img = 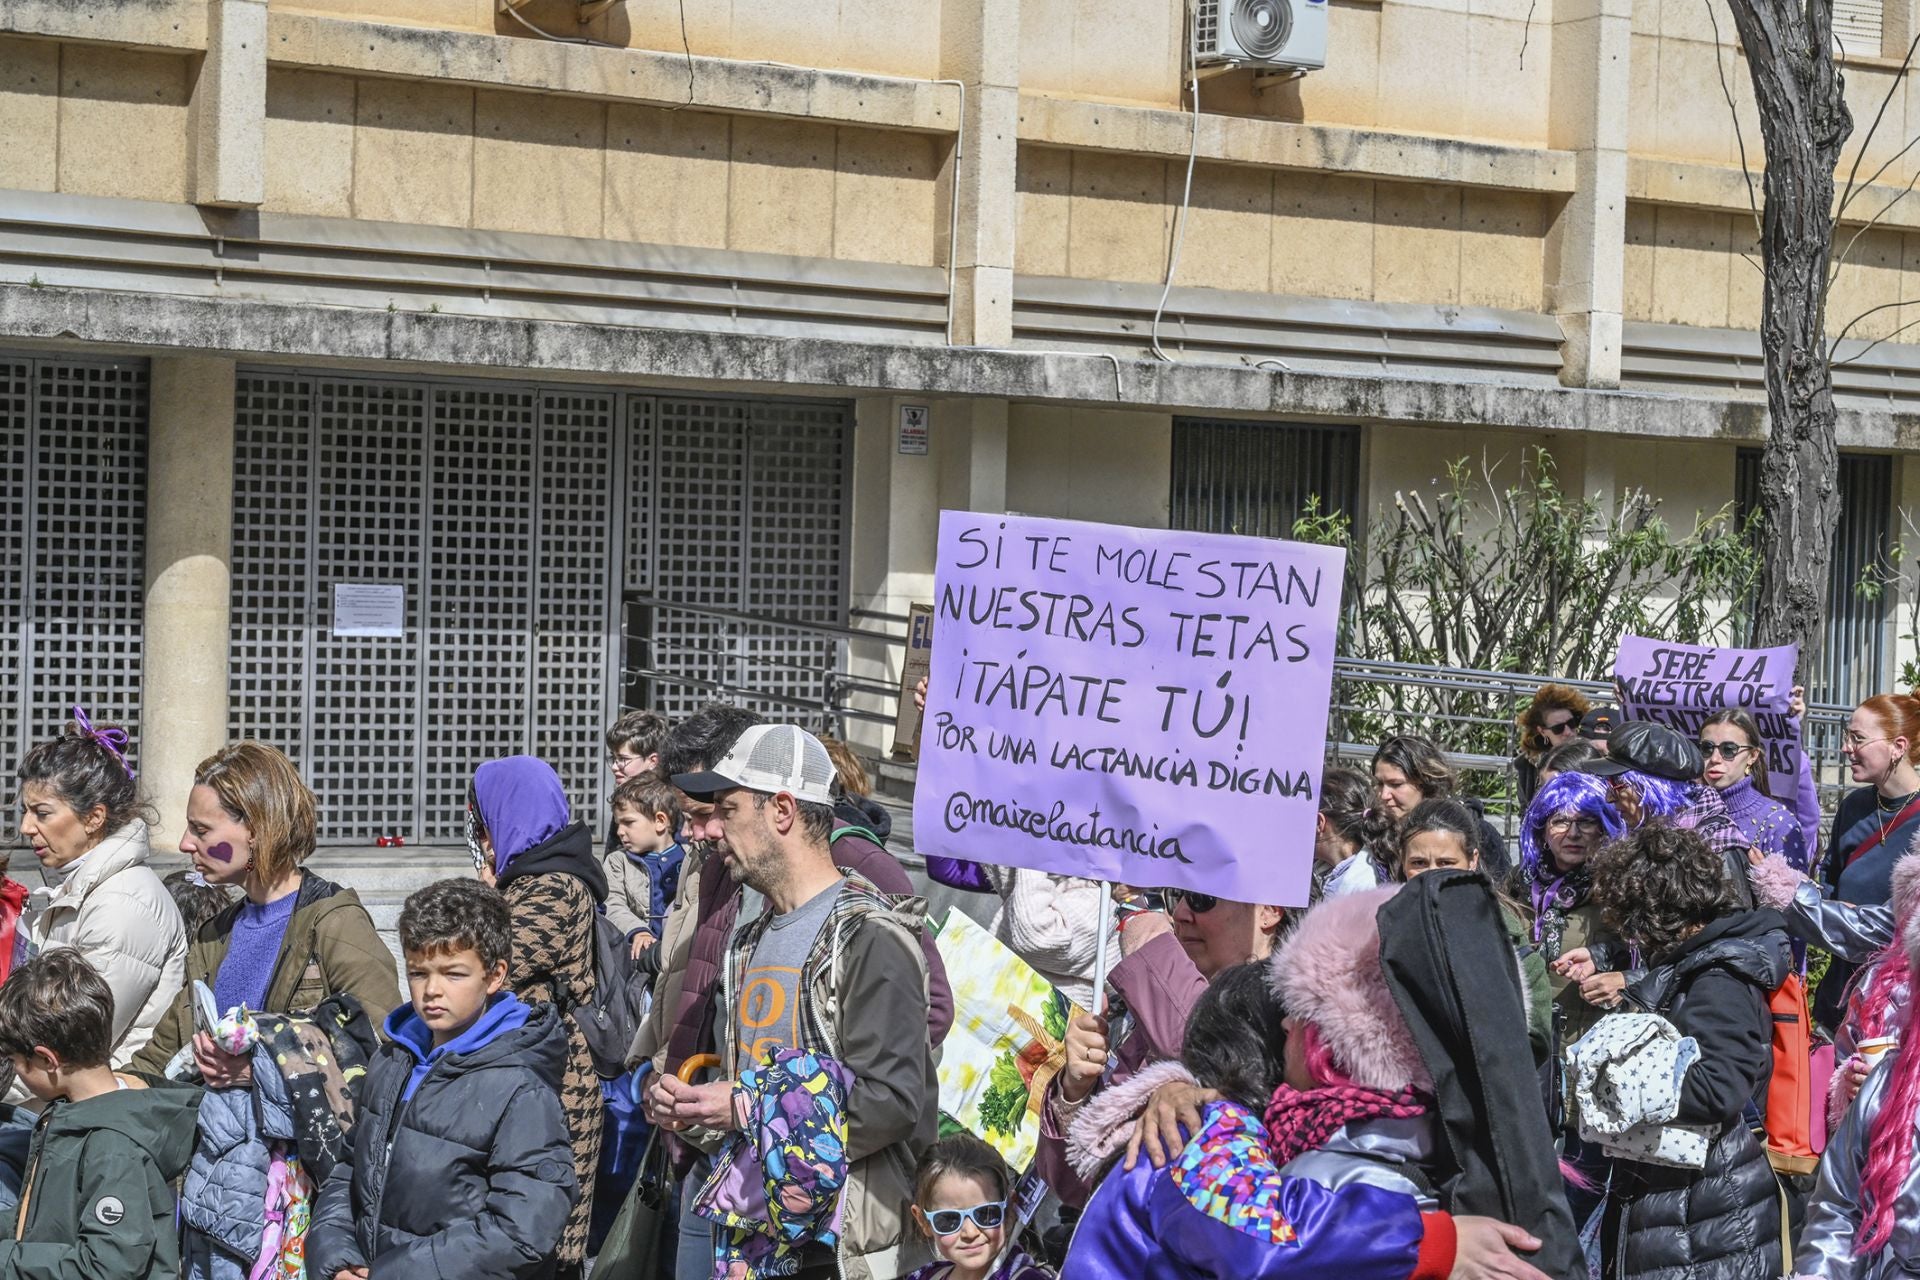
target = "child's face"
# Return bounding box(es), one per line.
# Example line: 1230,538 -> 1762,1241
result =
11,1048 -> 63,1102
405,945 -> 508,1048
614,804 -> 670,855
913,1171 -> 1005,1272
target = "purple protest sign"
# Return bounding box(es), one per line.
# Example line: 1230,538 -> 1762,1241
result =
912,511 -> 1346,907
1613,634 -> 1802,794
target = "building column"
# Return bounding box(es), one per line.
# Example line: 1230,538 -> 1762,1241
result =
143,357 -> 237,851
937,397 -> 1009,514
942,0 -> 1020,347
1544,0 -> 1631,388
191,0 -> 268,208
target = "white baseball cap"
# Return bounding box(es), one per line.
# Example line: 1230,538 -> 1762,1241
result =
671,723 -> 838,806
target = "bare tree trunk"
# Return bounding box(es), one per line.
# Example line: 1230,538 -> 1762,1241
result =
1721,0 -> 1851,671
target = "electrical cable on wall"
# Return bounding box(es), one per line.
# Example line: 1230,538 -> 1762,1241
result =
1149,13 -> 1203,363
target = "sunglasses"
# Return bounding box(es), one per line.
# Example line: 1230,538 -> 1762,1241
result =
1165,888 -> 1220,915
1542,717 -> 1578,735
926,1201 -> 1006,1236
1698,741 -> 1754,761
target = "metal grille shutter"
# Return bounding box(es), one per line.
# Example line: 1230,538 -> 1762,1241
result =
648,399 -> 750,718
744,403 -> 848,712
421,386 -> 538,842
310,381 -> 428,842
1170,418 -> 1362,538
232,372 -> 627,843
0,358 -> 29,788
1,359 -> 148,789
1834,0 -> 1883,55
229,375 -> 316,770
530,390 -> 619,827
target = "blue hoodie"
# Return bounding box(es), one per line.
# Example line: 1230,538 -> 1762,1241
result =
385,992 -> 534,1102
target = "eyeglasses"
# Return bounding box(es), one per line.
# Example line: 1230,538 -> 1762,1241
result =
607,753 -> 644,770
1843,732 -> 1888,751
1164,888 -> 1220,915
1546,816 -> 1604,835
926,1201 -> 1006,1236
1697,741 -> 1754,761
1542,717 -> 1578,735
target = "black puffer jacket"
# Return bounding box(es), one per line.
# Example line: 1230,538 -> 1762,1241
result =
1604,910 -> 1789,1280
308,998 -> 578,1280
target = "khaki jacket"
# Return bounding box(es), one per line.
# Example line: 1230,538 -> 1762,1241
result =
131,870 -> 401,1077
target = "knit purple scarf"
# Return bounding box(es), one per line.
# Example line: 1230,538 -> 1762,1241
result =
1263,1082 -> 1428,1167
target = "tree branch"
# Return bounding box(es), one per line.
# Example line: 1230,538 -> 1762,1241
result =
1829,163 -> 1920,292
1828,295 -> 1920,356
1831,312 -> 1920,368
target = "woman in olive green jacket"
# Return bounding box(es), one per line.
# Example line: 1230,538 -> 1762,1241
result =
1516,771 -> 1628,1055
130,743 -> 399,1080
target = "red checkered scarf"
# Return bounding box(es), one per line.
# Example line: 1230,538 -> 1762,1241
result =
1263,1082 -> 1429,1167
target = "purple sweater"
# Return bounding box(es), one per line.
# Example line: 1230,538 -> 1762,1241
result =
1717,776 -> 1810,872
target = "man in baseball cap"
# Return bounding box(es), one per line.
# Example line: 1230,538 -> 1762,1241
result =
1580,705 -> 1619,755
656,723 -> 938,1276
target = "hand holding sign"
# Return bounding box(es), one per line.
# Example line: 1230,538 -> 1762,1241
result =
912,512 -> 1345,907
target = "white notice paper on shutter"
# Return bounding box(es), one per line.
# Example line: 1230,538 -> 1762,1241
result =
331,583 -> 406,638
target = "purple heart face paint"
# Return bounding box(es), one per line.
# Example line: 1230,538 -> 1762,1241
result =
205,841 -> 236,864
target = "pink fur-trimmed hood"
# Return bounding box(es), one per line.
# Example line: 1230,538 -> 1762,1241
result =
1268,887 -> 1431,1094
1064,1058 -> 1199,1180
1898,853 -> 1920,969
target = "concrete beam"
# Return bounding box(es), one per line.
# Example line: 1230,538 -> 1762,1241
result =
6,280 -> 1920,449
1016,94 -> 1579,194
268,12 -> 963,135
191,0 -> 267,209
0,0 -> 206,50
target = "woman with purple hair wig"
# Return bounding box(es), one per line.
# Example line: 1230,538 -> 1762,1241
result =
1519,773 -> 1625,1051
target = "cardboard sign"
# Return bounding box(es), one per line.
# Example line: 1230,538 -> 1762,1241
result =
912,512 -> 1345,905
891,603 -> 935,760
1614,634 -> 1802,793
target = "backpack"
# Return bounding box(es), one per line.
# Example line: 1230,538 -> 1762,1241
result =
1763,972 -> 1818,1174
568,913 -> 651,1080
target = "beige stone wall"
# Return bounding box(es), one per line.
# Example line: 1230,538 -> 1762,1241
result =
1017,146 -> 1547,309
261,69 -> 943,263
1624,200 -> 1920,340
1005,404 -> 1174,524
0,39 -> 194,203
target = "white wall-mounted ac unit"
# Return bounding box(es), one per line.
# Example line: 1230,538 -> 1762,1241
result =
1193,0 -> 1329,73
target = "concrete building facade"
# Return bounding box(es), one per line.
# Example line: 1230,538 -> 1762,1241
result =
3,0 -> 1920,846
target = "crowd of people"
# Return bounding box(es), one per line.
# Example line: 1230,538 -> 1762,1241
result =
0,672 -> 1918,1280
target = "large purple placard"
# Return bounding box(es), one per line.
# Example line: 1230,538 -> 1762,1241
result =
913,511 -> 1346,906
1613,634 -> 1801,794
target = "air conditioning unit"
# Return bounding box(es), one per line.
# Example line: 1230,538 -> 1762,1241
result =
1193,0 -> 1329,73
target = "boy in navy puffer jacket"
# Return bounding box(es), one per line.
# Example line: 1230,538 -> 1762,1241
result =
308,879 -> 576,1280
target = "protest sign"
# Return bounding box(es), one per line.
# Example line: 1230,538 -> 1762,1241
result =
890,603 -> 935,761
932,908 -> 1079,1170
912,511 -> 1345,906
1614,634 -> 1802,794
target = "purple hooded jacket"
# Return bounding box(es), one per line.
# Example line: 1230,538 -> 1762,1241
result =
1064,1099 -> 1456,1280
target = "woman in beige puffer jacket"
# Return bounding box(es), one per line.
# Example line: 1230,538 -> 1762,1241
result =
16,717 -> 187,1068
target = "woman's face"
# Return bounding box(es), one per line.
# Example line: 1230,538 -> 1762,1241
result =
17,782 -> 104,871
1170,891 -> 1283,979
1844,707 -> 1910,787
1699,723 -> 1759,789
179,784 -> 255,887
1544,812 -> 1603,873
1534,706 -> 1581,753
1373,762 -> 1423,821
1401,829 -> 1476,878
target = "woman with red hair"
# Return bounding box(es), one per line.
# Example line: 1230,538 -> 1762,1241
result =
1511,684 -> 1592,809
